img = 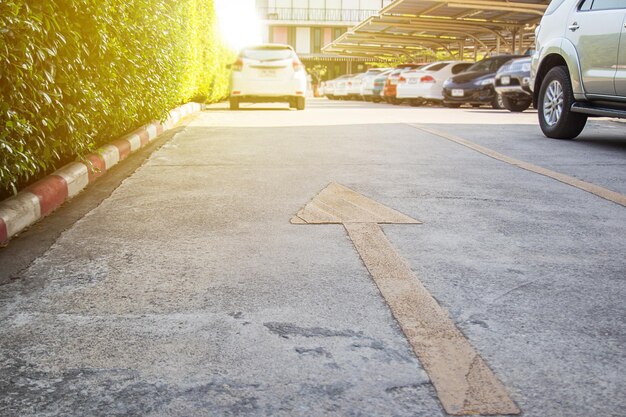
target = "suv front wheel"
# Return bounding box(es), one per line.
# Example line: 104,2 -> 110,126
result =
538,66 -> 587,139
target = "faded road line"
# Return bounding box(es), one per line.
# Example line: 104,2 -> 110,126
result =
411,124 -> 626,208
292,183 -> 520,415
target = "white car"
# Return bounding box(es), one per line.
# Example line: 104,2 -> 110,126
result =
323,75 -> 349,100
346,73 -> 366,100
229,44 -> 307,110
396,61 -> 473,106
333,75 -> 354,99
360,68 -> 392,101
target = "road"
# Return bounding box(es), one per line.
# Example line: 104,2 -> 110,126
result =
1,98 -> 625,416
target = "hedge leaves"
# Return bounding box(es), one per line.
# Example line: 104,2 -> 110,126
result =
0,0 -> 233,196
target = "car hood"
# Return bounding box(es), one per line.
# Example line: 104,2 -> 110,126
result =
448,71 -> 494,84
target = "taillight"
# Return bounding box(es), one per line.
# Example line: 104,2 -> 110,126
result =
232,58 -> 243,72
420,75 -> 435,83
293,60 -> 304,71
398,76 -> 406,83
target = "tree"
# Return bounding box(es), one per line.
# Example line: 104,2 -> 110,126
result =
306,64 -> 327,97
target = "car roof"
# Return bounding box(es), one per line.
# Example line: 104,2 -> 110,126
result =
482,54 -> 526,61
243,43 -> 293,50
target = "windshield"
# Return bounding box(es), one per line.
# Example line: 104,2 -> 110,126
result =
509,58 -> 531,71
422,62 -> 449,72
467,57 -> 518,73
466,59 -> 494,72
240,47 -> 294,61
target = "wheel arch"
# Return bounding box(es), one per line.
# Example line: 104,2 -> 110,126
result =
533,40 -> 583,108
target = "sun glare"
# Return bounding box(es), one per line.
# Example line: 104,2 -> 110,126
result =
214,0 -> 263,50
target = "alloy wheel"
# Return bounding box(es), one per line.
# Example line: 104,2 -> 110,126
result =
543,80 -> 564,126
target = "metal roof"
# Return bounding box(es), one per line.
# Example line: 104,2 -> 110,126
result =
323,0 -> 548,60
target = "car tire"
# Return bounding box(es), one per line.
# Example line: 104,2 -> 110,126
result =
409,99 -> 423,107
296,97 -> 305,111
491,94 -> 505,109
443,102 -> 461,108
372,97 -> 381,103
502,95 -> 531,112
538,66 -> 587,139
229,98 -> 239,110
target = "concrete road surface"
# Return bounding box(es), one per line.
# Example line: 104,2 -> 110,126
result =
1,99 -> 625,416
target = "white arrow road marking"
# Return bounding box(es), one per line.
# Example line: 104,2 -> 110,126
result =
292,182 -> 520,416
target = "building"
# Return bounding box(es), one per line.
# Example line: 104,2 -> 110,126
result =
255,0 -> 393,79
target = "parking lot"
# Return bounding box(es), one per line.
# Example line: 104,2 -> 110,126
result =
1,97 -> 624,416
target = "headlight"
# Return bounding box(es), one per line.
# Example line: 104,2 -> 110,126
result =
522,63 -> 531,72
478,78 -> 495,86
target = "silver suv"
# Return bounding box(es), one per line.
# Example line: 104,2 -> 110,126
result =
531,0 -> 626,139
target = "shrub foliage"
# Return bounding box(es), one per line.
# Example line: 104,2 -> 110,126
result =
0,0 -> 233,195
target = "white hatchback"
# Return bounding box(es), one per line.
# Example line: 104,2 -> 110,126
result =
229,44 -> 307,110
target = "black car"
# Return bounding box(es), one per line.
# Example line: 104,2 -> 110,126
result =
442,55 -> 526,109
494,57 -> 533,112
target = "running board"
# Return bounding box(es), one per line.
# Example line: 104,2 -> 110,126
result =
571,102 -> 626,118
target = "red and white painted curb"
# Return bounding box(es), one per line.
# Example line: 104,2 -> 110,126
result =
0,102 -> 204,245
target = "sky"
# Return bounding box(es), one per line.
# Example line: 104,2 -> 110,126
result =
214,0 -> 263,50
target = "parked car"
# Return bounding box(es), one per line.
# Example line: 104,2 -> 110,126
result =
229,44 -> 307,110
396,61 -> 473,106
323,75 -> 349,100
531,0 -> 626,139
333,74 -> 353,99
442,55 -> 526,108
346,73 -> 366,100
372,71 -> 393,102
495,57 -> 533,112
360,68 -> 392,101
384,64 -> 427,104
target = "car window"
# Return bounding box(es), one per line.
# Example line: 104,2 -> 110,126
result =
509,58 -> 531,71
587,0 -> 626,9
240,47 -> 294,61
424,63 -> 448,72
451,63 -> 472,74
466,59 -> 493,72
494,57 -> 515,69
545,0 -> 568,14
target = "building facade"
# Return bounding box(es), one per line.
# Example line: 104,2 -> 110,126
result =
255,0 -> 393,79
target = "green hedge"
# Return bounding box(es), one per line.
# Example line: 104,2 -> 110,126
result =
0,0 -> 233,196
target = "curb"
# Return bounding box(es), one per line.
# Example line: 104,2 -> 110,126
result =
0,102 -> 204,245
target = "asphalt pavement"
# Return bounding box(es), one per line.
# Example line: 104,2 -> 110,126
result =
0,98 -> 624,416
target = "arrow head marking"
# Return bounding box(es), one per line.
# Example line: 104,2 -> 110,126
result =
291,182 -> 421,225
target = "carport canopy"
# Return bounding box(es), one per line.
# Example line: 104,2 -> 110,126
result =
322,0 -> 549,61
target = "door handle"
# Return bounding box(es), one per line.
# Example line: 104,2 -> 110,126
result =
569,22 -> 580,31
